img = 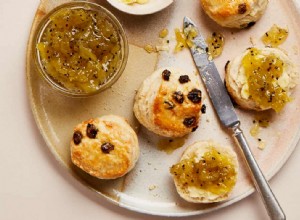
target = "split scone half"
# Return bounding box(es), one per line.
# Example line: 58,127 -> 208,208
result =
133,67 -> 203,138
70,115 -> 139,179
200,0 -> 269,28
225,47 -> 298,112
170,141 -> 238,203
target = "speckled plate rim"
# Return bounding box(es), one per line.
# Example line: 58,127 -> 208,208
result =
26,0 -> 300,217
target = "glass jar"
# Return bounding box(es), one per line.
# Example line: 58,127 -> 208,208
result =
33,1 -> 128,97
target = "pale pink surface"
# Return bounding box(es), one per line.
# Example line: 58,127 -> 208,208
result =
1,0 -> 300,219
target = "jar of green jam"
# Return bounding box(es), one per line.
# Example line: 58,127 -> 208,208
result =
33,1 -> 128,97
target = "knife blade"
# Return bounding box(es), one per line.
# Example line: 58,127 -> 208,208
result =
183,16 -> 285,220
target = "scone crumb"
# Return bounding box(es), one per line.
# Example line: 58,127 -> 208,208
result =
144,44 -> 156,53
148,185 -> 157,191
249,37 -> 256,46
159,28 -> 169,38
293,45 -> 299,55
250,122 -> 260,137
258,140 -> 266,150
156,44 -> 170,52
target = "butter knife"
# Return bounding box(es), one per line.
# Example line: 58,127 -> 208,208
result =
183,17 -> 285,220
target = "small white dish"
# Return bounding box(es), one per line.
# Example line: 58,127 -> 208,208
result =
107,0 -> 173,15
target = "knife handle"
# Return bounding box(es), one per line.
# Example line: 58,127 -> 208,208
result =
231,122 -> 286,220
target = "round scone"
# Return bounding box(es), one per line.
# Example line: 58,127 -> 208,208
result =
225,47 -> 298,112
200,0 -> 269,28
70,115 -> 139,179
133,67 -> 203,138
170,141 -> 238,203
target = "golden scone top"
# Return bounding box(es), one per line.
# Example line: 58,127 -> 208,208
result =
70,116 -> 139,179
153,69 -> 202,136
201,0 -> 251,18
200,0 -> 269,28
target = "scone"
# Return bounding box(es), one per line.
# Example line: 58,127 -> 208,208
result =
70,115 -> 139,179
225,47 -> 298,112
133,67 -> 203,138
200,0 -> 269,28
170,141 -> 238,203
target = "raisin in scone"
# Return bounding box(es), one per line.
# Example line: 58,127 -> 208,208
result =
225,47 -> 298,112
133,67 -> 203,138
170,141 -> 238,203
70,115 -> 139,179
200,0 -> 269,28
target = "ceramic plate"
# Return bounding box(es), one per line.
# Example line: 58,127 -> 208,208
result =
26,0 -> 300,216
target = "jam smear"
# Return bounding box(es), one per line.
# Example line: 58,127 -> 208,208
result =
174,26 -> 198,52
262,25 -> 288,47
206,32 -> 225,59
242,48 -> 290,112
